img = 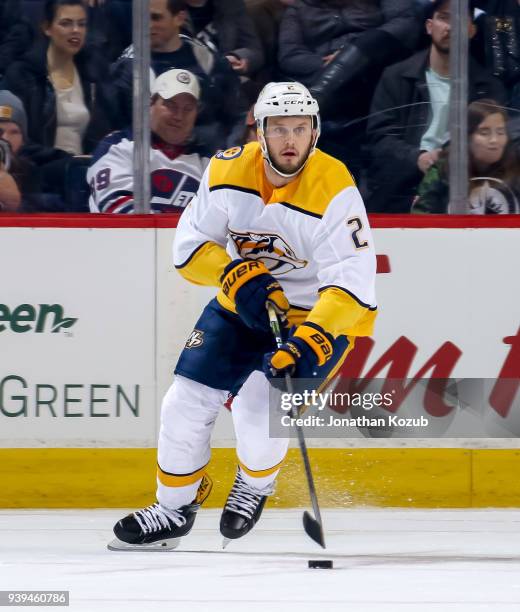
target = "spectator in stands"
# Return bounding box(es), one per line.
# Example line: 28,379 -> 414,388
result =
236,79 -> 262,144
244,0 -> 289,81
278,0 -> 419,113
88,69 -> 209,214
2,0 -> 115,208
366,0 -> 507,213
413,99 -> 520,214
86,0 -> 133,62
472,1 -> 520,109
277,0 -> 420,170
0,0 -> 34,78
104,0 -> 133,60
111,0 -> 246,153
3,0 -> 113,157
182,0 -> 264,78
0,91 -> 42,212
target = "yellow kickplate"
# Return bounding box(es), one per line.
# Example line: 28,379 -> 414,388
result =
0,447 -> 519,508
471,449 -> 520,507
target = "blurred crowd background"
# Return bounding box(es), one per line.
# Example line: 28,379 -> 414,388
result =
0,0 -> 519,215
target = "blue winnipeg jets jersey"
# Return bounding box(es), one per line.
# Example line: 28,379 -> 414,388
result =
174,142 -> 377,338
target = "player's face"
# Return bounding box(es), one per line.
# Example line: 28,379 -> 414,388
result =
470,112 -> 508,169
44,4 -> 87,57
150,93 -> 198,145
150,0 -> 185,51
264,116 -> 314,176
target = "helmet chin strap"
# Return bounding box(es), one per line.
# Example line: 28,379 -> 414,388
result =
266,155 -> 308,179
259,132 -> 316,180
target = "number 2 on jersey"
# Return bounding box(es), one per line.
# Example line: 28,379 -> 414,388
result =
347,217 -> 369,250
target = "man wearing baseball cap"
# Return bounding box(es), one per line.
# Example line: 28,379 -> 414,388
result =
88,68 -> 210,214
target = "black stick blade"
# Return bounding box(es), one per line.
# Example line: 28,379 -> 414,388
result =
303,511 -> 326,548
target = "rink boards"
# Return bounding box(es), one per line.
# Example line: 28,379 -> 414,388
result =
2,447 -> 520,508
0,215 -> 519,508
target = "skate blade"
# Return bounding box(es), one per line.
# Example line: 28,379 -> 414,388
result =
107,537 -> 180,552
222,537 -> 231,549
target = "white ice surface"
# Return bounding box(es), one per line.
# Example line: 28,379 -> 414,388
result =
1,509 -> 520,612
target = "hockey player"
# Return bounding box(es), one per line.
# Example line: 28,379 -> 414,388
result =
88,68 -> 209,213
109,81 -> 377,550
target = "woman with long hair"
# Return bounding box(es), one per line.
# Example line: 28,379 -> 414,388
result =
3,0 -> 112,157
413,99 -> 520,214
2,0 -> 115,209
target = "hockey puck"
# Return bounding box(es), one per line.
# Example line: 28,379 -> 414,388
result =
308,560 -> 333,569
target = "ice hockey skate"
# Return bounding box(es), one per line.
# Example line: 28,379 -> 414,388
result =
220,469 -> 274,548
108,474 -> 212,551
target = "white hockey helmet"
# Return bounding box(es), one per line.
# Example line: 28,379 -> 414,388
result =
254,81 -> 320,178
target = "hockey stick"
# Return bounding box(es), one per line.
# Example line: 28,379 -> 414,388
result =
266,303 -> 326,549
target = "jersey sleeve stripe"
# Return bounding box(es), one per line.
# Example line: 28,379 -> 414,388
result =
174,241 -> 211,269
318,284 -> 377,311
98,189 -> 134,212
112,202 -> 134,214
104,195 -> 133,213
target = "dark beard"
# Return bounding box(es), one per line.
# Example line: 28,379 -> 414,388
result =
268,141 -> 314,176
432,39 -> 450,56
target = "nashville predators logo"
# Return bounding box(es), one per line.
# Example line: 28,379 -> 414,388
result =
215,146 -> 244,160
185,329 -> 204,349
230,230 -> 308,275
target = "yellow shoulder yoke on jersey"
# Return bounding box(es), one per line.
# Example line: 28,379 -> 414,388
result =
208,142 -> 357,219
286,148 -> 357,218
209,142 -> 261,193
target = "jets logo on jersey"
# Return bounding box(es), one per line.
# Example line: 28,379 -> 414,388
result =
216,146 -> 244,161
229,230 -> 308,275
185,329 -> 204,349
151,169 -> 200,210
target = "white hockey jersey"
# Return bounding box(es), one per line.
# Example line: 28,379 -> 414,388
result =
87,130 -> 209,213
174,142 -> 377,338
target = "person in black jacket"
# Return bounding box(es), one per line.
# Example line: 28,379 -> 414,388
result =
182,0 -> 264,78
366,0 -> 507,213
0,0 -> 35,79
472,0 -> 520,108
278,0 -> 420,115
244,0 -> 289,82
2,0 -> 115,207
3,0 -> 113,156
277,0 -> 420,170
111,0 -> 246,153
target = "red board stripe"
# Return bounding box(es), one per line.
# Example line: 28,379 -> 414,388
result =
0,213 -> 519,229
